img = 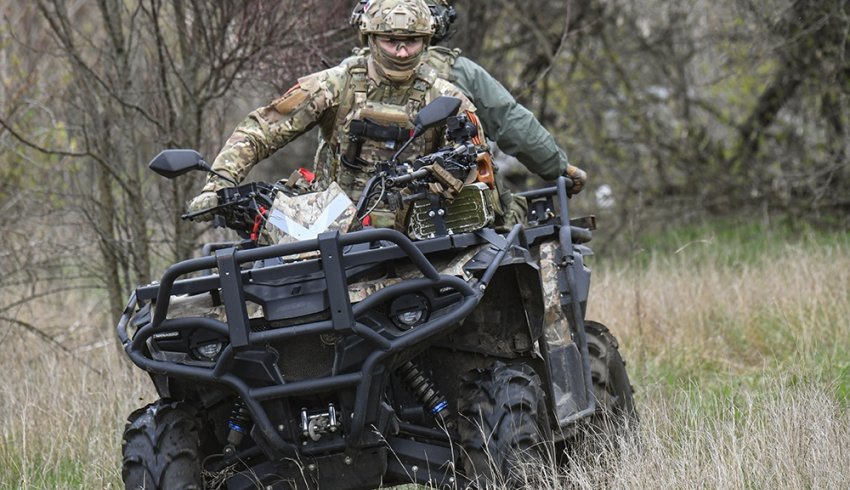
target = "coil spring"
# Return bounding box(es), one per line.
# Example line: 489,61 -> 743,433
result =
228,400 -> 251,435
398,361 -> 449,418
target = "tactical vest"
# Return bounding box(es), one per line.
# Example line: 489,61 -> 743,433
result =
328,56 -> 441,203
309,52 -> 516,230
312,48 -> 460,194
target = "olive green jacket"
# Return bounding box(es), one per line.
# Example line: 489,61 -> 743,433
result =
426,47 -> 569,181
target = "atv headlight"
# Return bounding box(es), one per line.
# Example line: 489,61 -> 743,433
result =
397,309 -> 425,326
390,294 -> 430,329
193,341 -> 223,360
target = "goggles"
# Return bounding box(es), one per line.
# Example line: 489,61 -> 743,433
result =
375,36 -> 426,53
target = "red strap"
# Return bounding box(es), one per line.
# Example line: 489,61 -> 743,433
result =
298,167 -> 315,183
251,206 -> 268,242
362,215 -> 372,227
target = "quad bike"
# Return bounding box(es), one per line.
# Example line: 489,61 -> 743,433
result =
117,97 -> 635,489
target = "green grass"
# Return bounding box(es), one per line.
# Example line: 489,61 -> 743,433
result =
0,455 -> 90,489
627,217 -> 850,268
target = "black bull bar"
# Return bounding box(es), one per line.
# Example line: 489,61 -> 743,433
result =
117,226 -> 526,458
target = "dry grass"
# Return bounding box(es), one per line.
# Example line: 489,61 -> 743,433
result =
1,225 -> 848,488
591,229 -> 850,390
579,227 -> 850,489
537,383 -> 850,489
0,294 -> 157,488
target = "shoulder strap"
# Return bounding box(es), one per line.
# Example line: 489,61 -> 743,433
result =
425,46 -> 461,81
331,56 -> 371,179
409,63 -> 438,112
335,56 -> 370,131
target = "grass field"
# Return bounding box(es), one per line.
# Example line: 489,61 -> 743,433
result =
1,222 -> 848,488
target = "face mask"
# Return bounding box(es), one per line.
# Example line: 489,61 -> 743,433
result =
369,36 -> 425,83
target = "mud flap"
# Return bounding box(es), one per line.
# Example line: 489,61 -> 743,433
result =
537,238 -> 595,427
542,342 -> 588,425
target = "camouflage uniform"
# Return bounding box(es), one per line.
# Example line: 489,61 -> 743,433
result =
322,45 -> 573,226
202,61 -> 477,197
348,1 -> 570,180
200,0 -> 485,228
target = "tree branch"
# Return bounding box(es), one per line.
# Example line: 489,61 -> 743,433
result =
0,315 -> 105,376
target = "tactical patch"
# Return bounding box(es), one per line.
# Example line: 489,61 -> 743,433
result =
297,71 -> 324,94
273,85 -> 309,114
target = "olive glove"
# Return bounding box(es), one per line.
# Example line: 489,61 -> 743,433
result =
565,164 -> 587,194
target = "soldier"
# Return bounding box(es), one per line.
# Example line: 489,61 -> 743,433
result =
188,0 -> 488,228
352,1 -> 582,351
349,0 -> 587,193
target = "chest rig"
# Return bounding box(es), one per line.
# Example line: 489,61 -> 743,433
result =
331,57 -> 439,201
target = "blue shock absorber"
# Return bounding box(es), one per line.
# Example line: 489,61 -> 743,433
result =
226,400 -> 251,448
397,361 -> 451,420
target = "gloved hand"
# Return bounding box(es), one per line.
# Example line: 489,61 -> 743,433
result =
186,190 -> 219,222
565,164 -> 587,194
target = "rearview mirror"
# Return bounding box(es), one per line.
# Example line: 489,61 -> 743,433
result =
391,96 -> 463,163
413,96 -> 462,135
149,149 -> 209,179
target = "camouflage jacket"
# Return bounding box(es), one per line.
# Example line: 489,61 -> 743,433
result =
203,56 -> 479,202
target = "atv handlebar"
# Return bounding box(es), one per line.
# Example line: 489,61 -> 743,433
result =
183,182 -> 278,238
384,167 -> 431,187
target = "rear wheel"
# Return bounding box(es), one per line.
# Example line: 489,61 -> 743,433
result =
122,399 -> 204,490
562,321 -> 636,464
585,321 -> 636,429
457,361 -> 552,488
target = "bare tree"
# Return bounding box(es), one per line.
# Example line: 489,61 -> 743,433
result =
1,0 -> 847,334
1,0 -> 350,325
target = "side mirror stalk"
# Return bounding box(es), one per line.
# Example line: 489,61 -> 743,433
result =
148,149 -> 238,186
391,96 -> 462,163
391,126 -> 422,164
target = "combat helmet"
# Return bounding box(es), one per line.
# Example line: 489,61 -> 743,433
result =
357,0 -> 435,43
351,0 -> 456,45
426,0 -> 457,44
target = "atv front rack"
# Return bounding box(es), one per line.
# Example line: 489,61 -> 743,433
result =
116,227 -> 528,458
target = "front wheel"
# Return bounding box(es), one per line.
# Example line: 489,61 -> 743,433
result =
457,362 -> 552,488
122,399 -> 204,490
